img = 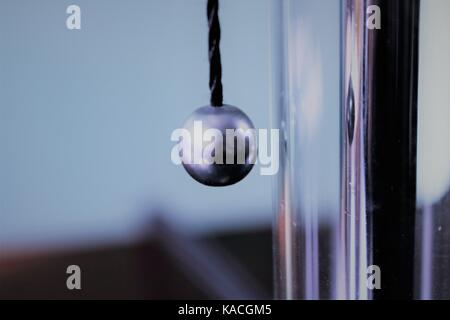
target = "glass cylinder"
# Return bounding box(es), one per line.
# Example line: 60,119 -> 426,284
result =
270,0 -> 342,300
272,0 -> 450,300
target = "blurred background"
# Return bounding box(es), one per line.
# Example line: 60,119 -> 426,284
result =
0,0 -> 274,299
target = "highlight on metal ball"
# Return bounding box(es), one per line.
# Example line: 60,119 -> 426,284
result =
180,105 -> 258,187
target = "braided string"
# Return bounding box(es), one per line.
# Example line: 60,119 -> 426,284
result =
207,0 -> 223,107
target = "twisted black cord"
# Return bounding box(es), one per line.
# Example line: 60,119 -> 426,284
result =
207,0 -> 223,107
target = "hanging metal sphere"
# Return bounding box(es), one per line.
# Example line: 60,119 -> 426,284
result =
180,105 -> 257,187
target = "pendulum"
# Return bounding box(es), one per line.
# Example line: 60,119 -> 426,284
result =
180,0 -> 257,187
179,0 -> 257,187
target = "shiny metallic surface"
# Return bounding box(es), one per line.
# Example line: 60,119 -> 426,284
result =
342,0 -> 421,300
181,105 -> 257,187
342,0 -> 369,300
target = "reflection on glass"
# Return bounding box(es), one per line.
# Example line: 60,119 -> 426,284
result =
272,0 -> 450,300
271,0 -> 341,300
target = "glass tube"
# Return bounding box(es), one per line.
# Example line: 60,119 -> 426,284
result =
344,0 -> 420,300
270,0 -> 342,300
342,0 -> 450,300
272,0 -> 450,300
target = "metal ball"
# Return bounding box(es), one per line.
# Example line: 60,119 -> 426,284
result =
180,105 -> 257,187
